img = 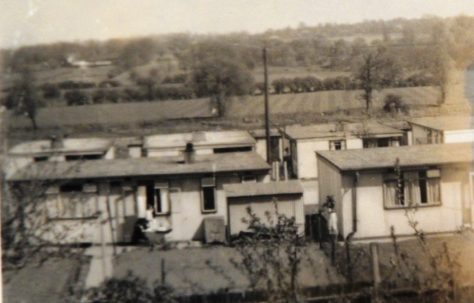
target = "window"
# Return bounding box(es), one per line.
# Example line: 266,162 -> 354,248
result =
47,183 -> 97,219
65,154 -> 103,161
34,156 -> 49,162
213,146 -> 252,153
363,138 -> 392,148
242,175 -> 257,183
145,182 -> 170,215
383,169 -> 441,208
201,177 -> 216,213
329,140 -> 346,151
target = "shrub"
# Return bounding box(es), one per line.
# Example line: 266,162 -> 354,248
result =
383,94 -> 408,114
85,272 -> 177,303
64,89 -> 91,106
155,86 -> 194,100
41,83 -> 61,99
57,80 -> 96,90
122,88 -> 147,102
162,73 -> 187,84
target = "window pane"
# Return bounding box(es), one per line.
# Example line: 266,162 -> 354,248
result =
427,178 -> 441,203
384,181 -> 398,207
202,187 -> 216,211
155,188 -> 162,213
419,172 -> 428,204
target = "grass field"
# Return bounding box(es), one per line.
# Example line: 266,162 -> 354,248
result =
3,257 -> 87,303
7,86 -> 440,131
227,86 -> 440,117
252,66 -> 350,83
8,97 -> 215,129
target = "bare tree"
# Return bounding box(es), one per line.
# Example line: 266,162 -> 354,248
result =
4,68 -> 42,129
231,204 -> 304,303
353,47 -> 401,113
2,160 -> 87,271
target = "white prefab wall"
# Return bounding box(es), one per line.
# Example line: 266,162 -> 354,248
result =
341,167 -> 466,240
33,174 -> 251,244
301,179 -> 319,206
346,138 -> 363,149
297,140 -> 329,179
255,139 -> 267,161
295,138 -> 363,179
444,130 -> 474,143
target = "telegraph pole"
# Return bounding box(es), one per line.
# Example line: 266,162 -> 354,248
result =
263,47 -> 271,164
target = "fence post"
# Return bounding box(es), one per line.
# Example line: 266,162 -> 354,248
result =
317,215 -> 323,249
161,258 -> 166,284
330,234 -> 336,265
370,242 -> 381,303
345,238 -> 353,282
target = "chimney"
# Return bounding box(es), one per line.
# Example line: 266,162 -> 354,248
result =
50,135 -> 64,149
184,142 -> 195,163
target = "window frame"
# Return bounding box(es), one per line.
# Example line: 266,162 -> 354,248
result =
329,139 -> 346,151
201,177 -> 217,213
383,168 -> 442,210
145,181 -> 170,216
47,183 -> 98,220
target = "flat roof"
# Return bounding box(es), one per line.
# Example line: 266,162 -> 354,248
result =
9,152 -> 270,181
284,122 -> 402,140
409,116 -> 474,131
9,138 -> 112,156
249,128 -> 281,138
144,130 -> 256,149
224,180 -> 303,198
317,143 -> 474,171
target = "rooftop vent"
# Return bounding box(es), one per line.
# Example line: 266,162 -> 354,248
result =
183,142 -> 195,164
50,135 -> 64,149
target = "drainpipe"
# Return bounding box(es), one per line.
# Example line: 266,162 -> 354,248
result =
345,171 -> 359,281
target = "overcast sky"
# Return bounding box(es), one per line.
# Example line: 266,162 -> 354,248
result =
1,0 -> 474,49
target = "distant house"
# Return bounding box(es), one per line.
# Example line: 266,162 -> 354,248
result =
316,143 -> 473,240
8,150 -> 271,244
248,128 -> 283,164
410,116 -> 474,144
283,122 -> 403,180
5,136 -> 115,178
66,56 -> 113,68
224,180 -> 305,236
143,130 -> 256,158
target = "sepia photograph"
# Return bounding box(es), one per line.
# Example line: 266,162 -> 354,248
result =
1,1 -> 474,302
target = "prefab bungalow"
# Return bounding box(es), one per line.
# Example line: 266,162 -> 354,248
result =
282,122 -> 403,210
7,151 -> 270,244
5,136 -> 115,177
316,143 -> 474,241
248,128 -> 283,163
284,122 -> 403,180
143,130 -> 256,158
223,180 -> 305,236
410,116 -> 474,145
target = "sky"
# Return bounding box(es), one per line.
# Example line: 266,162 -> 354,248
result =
1,0 -> 474,49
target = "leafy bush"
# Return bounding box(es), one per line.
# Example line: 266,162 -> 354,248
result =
57,80 -> 96,90
41,83 -> 61,99
162,73 -> 187,84
85,272 -> 177,303
122,88 -> 147,102
155,86 -> 194,100
64,89 -> 91,106
383,94 -> 409,114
